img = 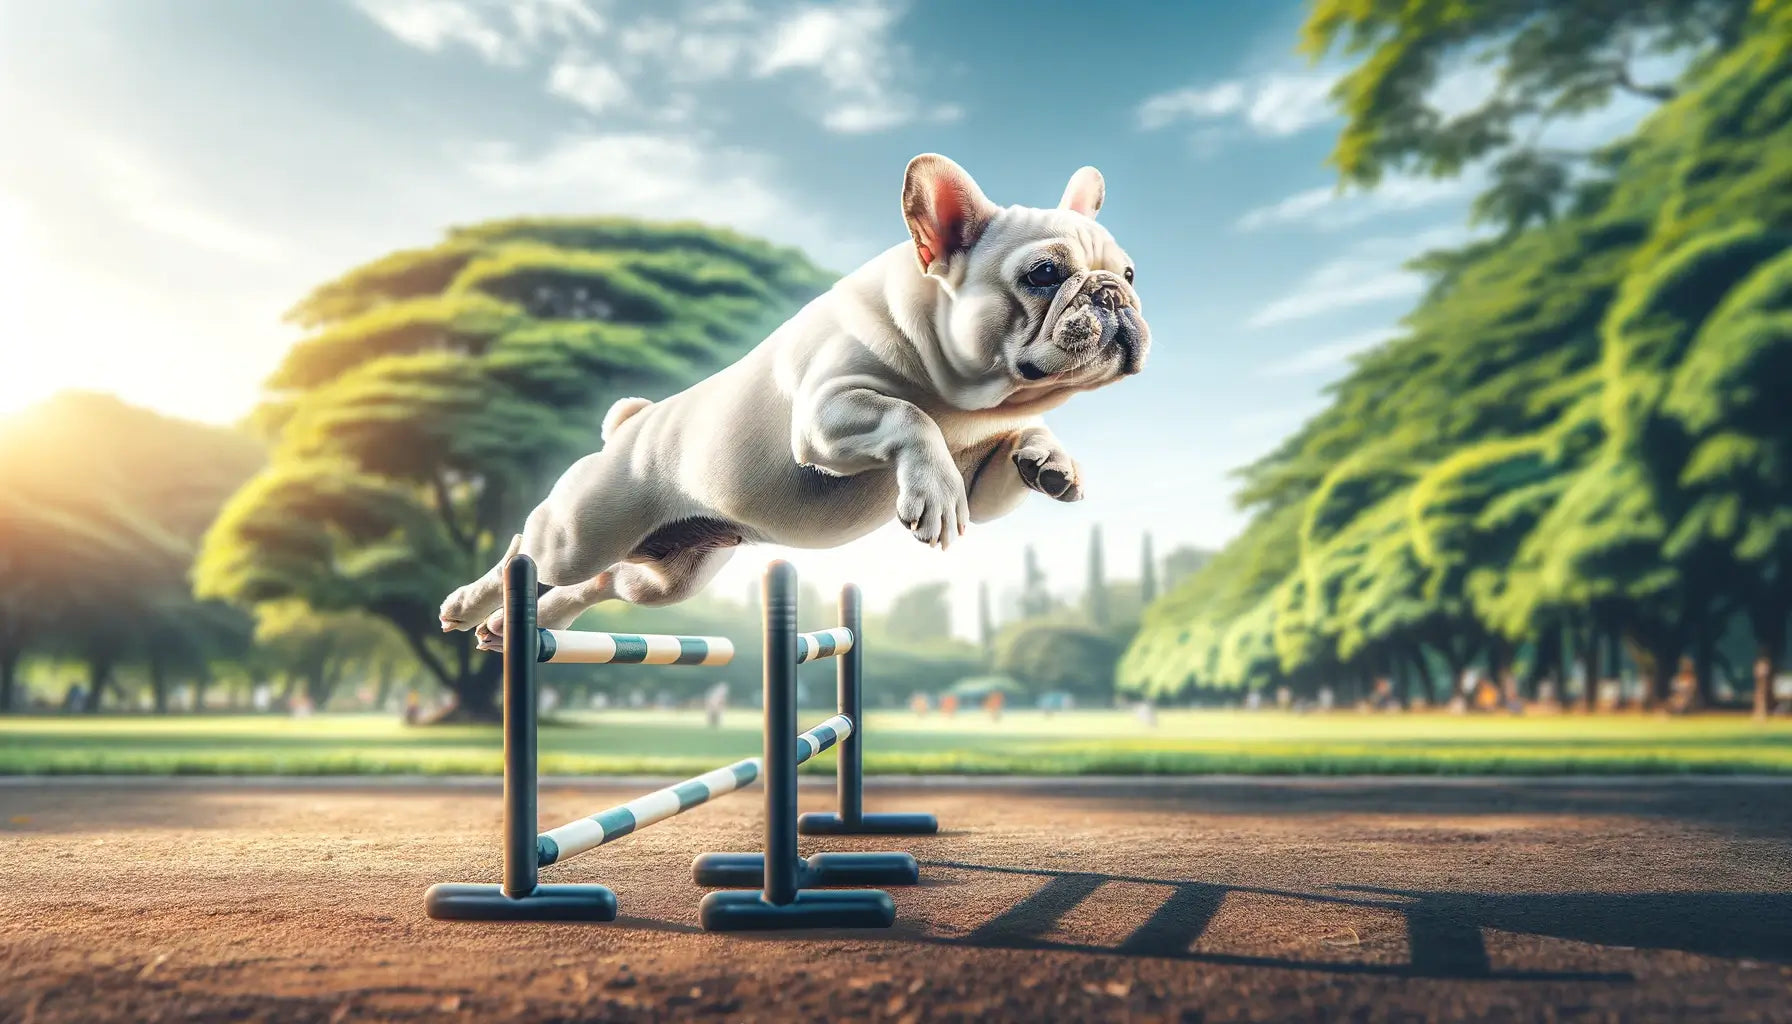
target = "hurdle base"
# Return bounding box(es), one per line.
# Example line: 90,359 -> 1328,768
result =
691,851 -> 919,889
699,888 -> 895,931
797,811 -> 939,835
424,882 -> 618,922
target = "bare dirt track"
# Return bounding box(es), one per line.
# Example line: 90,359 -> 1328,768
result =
2,779 -> 1790,1023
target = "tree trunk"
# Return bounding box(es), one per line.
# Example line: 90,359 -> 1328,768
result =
1750,603 -> 1787,721
400,629 -> 502,722
1550,622 -> 1571,705
83,656 -> 114,713
1578,622 -> 1598,712
1604,628 -> 1625,708
150,655 -> 169,714
1406,647 -> 1433,705
1522,631 -> 1555,701
373,660 -> 396,711
1692,628 -> 1718,710
1625,622 -> 1683,712
0,648 -> 18,713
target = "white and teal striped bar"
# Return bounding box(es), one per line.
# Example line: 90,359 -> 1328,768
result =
537,628 -> 734,666
795,627 -> 854,664
536,713 -> 853,867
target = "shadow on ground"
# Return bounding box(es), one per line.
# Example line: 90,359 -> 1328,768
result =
912,859 -> 1791,979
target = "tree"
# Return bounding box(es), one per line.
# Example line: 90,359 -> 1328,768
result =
996,623 -> 1122,702
977,581 -> 995,663
1161,546 -> 1214,591
1122,5 -> 1792,709
884,581 -> 952,645
1085,525 -> 1109,627
1018,545 -> 1055,619
1140,532 -> 1159,605
252,602 -> 410,710
1302,0 -> 1758,233
0,393 -> 264,712
196,218 -> 833,718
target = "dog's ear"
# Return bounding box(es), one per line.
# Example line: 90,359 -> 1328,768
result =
902,154 -> 996,277
1058,166 -> 1104,219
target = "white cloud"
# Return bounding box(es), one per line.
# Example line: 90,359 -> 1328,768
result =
547,53 -> 630,114
353,0 -> 606,64
1236,173 -> 1478,232
356,0 -> 945,135
1246,227 -> 1466,329
1137,81 -> 1246,130
1255,327 -> 1399,378
353,0 -> 514,63
760,3 -> 893,86
461,132 -> 860,267
1138,71 -> 1337,137
1248,272 -> 1421,329
1245,73 -> 1339,136
618,19 -> 677,57
755,0 -> 939,134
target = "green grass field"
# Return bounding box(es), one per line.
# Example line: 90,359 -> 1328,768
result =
3,708 -> 1791,776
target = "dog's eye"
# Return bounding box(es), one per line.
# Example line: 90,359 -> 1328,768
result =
1124,266 -> 1135,284
1022,262 -> 1061,289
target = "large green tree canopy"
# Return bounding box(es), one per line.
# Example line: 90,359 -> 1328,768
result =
196,218 -> 833,717
1123,1 -> 1791,713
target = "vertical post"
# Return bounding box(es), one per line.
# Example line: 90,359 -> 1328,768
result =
837,583 -> 864,827
501,554 -> 539,900
762,561 -> 799,906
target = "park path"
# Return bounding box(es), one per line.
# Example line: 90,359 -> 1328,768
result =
1,780 -> 1789,1022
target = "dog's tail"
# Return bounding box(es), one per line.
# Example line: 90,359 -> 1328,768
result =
601,396 -> 653,443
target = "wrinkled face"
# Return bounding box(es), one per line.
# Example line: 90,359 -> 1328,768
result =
946,207 -> 1150,401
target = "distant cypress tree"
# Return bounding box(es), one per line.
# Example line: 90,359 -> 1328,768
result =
1140,531 -> 1158,605
1086,525 -> 1109,627
977,581 -> 995,662
1019,545 -> 1053,619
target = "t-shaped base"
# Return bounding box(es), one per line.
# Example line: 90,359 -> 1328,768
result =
699,888 -> 895,931
797,811 -> 939,835
424,882 -> 618,922
691,851 -> 919,889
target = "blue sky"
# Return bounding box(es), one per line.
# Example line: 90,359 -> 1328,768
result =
0,0 -> 1651,633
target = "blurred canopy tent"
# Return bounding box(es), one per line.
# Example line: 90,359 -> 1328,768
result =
945,676 -> 1026,700
195,218 -> 834,718
1122,0 -> 1792,715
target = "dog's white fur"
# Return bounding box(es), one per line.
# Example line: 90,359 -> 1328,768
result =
440,154 -> 1151,643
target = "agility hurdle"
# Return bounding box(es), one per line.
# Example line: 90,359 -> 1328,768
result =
423,554 -> 933,927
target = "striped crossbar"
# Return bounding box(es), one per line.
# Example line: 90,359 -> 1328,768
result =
794,627 -> 854,664
536,713 -> 854,866
537,628 -> 734,666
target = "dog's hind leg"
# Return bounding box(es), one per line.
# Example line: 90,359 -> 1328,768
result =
440,449 -> 660,633
475,545 -> 737,650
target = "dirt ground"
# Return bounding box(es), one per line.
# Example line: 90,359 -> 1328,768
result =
2,779 -> 1789,1023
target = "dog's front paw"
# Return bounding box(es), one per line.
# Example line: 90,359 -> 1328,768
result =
474,611 -> 504,652
440,578 -> 501,632
896,463 -> 969,549
1012,445 -> 1084,502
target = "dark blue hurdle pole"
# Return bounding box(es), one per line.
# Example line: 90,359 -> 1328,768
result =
797,582 -> 938,836
424,554 -> 616,921
763,561 -> 800,906
697,561 -> 898,930
502,553 -> 539,899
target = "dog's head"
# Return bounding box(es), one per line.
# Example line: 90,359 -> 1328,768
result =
901,153 -> 1150,408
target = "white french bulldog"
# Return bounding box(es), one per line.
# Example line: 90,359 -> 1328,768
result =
440,153 -> 1150,644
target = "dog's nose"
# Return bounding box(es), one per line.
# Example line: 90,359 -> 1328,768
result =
1092,281 -> 1124,312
